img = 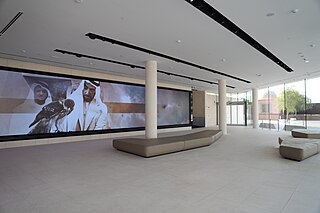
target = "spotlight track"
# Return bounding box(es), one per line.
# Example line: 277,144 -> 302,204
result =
185,0 -> 293,73
0,12 -> 23,36
54,49 -> 236,89
85,32 -> 251,84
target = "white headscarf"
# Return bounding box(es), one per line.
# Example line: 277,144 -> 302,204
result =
9,82 -> 53,135
17,82 -> 52,112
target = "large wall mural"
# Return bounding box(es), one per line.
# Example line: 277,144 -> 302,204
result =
0,67 -> 190,141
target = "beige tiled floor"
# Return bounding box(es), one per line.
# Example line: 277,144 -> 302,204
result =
0,127 -> 319,213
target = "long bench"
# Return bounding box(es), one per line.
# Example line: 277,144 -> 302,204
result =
113,130 -> 222,157
279,129 -> 320,161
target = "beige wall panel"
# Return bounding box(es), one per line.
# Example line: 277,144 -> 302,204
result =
7,59 -> 23,68
192,91 -> 205,117
0,58 -> 7,66
23,62 -> 50,72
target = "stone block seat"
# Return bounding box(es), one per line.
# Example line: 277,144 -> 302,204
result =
291,129 -> 320,139
278,129 -> 320,161
113,130 -> 222,157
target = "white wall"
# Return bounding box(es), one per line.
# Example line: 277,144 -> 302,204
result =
205,93 -> 217,127
0,58 -> 191,149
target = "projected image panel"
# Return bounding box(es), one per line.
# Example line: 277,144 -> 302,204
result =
101,82 -> 145,129
157,89 -> 190,126
0,67 -> 190,140
0,72 -> 147,135
0,70 -> 72,136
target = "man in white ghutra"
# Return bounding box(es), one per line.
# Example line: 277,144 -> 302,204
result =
65,80 -> 110,131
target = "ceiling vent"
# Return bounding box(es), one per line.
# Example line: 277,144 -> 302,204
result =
0,12 -> 23,37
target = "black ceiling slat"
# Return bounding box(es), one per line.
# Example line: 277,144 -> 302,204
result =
185,0 -> 294,73
85,32 -> 251,84
54,49 -> 235,89
0,12 -> 23,36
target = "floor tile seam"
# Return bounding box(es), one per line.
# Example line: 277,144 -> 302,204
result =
210,190 -> 255,207
0,195 -> 37,212
194,182 -> 238,204
279,183 -> 300,213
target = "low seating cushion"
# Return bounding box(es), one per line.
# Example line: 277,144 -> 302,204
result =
113,137 -> 185,157
279,135 -> 320,145
279,140 -> 319,161
278,135 -> 292,145
291,129 -> 320,139
113,130 -> 222,157
279,133 -> 320,161
184,130 -> 222,149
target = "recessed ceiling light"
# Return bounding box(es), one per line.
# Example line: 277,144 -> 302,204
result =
176,39 -> 182,43
291,9 -> 299,13
21,50 -> 26,53
221,58 -> 226,62
310,44 -> 316,48
266,13 -> 275,17
89,62 -> 93,65
304,59 -> 310,63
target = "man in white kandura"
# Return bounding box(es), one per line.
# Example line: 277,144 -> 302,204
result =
66,80 -> 110,131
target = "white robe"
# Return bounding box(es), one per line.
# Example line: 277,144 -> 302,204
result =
64,80 -> 109,131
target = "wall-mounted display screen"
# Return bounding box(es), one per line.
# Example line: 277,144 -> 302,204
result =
0,66 -> 191,141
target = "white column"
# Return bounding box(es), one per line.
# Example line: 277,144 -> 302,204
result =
252,88 -> 259,129
218,79 -> 227,135
145,60 -> 157,139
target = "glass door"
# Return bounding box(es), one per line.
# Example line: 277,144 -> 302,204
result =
226,101 -> 247,126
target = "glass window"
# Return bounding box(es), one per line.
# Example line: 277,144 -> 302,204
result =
268,84 -> 284,131
261,104 -> 268,113
231,105 -> 237,124
226,105 -> 231,124
284,80 -> 306,131
258,88 -> 269,129
306,77 -> 320,130
238,105 -> 245,125
246,90 -> 252,126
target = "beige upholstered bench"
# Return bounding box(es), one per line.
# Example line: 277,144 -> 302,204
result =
113,130 -> 222,157
278,135 -> 292,145
279,133 -> 320,161
291,129 -> 320,139
279,139 -> 319,161
278,135 -> 320,145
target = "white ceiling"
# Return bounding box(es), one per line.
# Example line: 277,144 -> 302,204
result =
0,0 -> 320,92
